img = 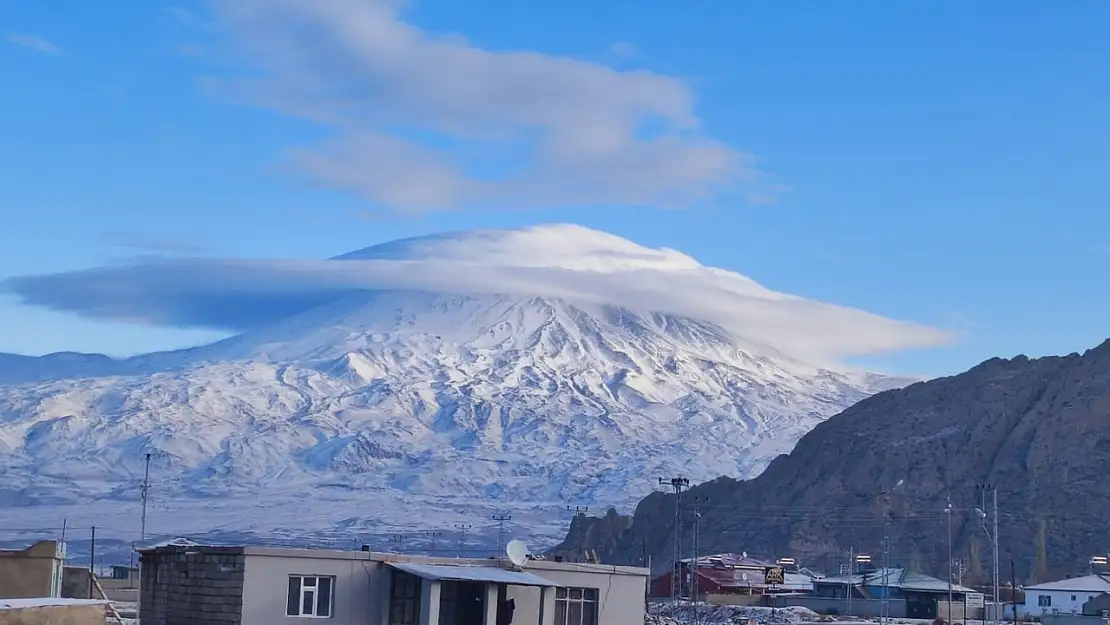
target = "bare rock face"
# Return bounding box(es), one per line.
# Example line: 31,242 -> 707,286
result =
566,339 -> 1110,583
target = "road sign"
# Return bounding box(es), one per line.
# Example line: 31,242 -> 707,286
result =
966,593 -> 985,608
764,566 -> 784,585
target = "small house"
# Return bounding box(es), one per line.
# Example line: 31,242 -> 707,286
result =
1023,574 -> 1110,617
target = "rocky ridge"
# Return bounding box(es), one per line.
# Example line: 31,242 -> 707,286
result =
556,339 -> 1110,583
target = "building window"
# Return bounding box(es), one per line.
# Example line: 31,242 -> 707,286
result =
287,575 -> 334,618
390,571 -> 421,625
554,587 -> 599,625
1072,595 -> 1077,602
1039,595 -> 1052,607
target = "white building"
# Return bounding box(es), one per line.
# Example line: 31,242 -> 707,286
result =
1022,574 -> 1110,617
139,544 -> 648,625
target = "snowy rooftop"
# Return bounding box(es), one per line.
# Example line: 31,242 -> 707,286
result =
680,553 -> 775,569
818,568 -> 978,594
1026,574 -> 1110,593
0,598 -> 105,611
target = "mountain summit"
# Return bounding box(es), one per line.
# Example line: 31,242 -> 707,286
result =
0,225 -> 936,545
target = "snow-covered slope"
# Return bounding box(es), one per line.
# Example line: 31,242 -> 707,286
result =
0,225 -> 925,550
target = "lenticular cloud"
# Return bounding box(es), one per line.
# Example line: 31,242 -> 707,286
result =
2,224 -> 951,363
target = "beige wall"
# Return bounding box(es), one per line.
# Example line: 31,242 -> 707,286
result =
241,549 -> 388,625
0,542 -> 61,600
507,562 -> 647,625
240,549 -> 647,625
0,604 -> 104,625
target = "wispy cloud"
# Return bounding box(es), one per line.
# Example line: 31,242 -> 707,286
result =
5,33 -> 61,55
102,231 -> 212,255
3,224 -> 951,363
201,0 -> 778,213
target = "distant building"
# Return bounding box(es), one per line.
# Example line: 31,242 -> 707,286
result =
1022,574 -> 1110,617
0,540 -> 66,599
779,567 -> 981,619
139,543 -> 648,625
110,565 -> 139,581
1082,593 -> 1110,616
649,553 -> 818,599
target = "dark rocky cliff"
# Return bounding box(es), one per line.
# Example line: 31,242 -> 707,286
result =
557,340 -> 1110,584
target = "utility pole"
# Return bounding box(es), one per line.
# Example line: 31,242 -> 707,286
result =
658,477 -> 689,606
845,546 -> 854,618
567,506 -> 589,563
140,453 -> 151,542
492,514 -> 512,558
946,495 -> 954,625
427,531 -> 442,556
692,496 -> 705,625
454,524 -> 471,555
129,541 -> 136,589
88,526 -> 96,598
955,553 -> 968,625
881,501 -> 892,625
977,484 -> 1000,625
999,490 -> 1007,625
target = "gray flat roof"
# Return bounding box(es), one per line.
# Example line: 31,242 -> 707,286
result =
388,562 -> 559,587
0,598 -> 106,611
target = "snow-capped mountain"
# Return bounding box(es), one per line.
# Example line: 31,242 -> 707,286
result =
0,225 -> 929,549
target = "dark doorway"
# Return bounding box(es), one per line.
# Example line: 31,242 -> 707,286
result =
440,581 -> 486,625
906,593 -> 936,619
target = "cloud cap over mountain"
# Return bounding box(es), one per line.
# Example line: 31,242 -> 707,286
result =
3,224 -> 951,363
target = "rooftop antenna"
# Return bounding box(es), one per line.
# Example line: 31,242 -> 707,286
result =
506,540 -> 529,569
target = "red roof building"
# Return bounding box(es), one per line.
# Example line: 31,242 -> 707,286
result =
649,553 -> 816,598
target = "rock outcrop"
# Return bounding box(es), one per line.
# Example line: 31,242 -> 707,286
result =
560,340 -> 1110,584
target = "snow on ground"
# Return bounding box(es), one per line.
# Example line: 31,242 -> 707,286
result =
648,601 -> 821,625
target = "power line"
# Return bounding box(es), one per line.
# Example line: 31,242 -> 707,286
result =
567,506 -> 588,563
391,534 -> 407,553
427,531 -> 442,556
492,514 -> 512,558
454,524 -> 472,554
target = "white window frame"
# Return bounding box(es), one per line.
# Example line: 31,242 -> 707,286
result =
1038,595 -> 1052,607
554,587 -> 599,625
287,575 -> 335,618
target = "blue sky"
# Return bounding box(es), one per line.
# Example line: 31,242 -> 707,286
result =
1,0 -> 1108,376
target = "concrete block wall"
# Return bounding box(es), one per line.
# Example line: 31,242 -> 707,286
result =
140,547 -> 246,625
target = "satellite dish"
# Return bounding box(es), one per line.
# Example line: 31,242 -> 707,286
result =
506,540 -> 529,567
741,572 -> 749,582
741,551 -> 748,559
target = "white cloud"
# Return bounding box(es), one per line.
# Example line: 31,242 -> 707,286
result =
4,224 -> 951,363
5,34 -> 61,55
204,0 -> 773,212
